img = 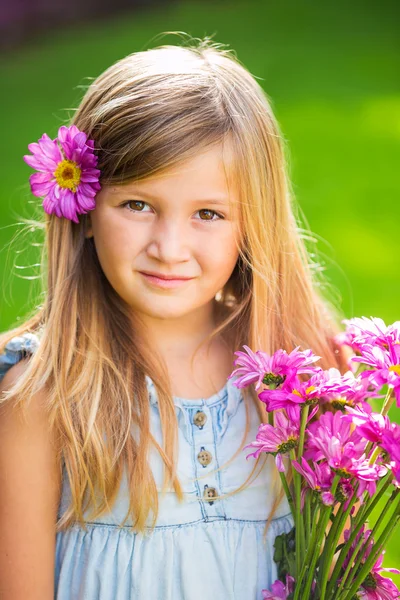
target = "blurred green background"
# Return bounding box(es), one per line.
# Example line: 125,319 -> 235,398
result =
0,0 -> 399,589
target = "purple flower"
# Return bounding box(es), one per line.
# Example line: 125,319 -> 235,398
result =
292,457 -> 334,508
303,412 -> 387,496
24,125 -> 101,224
342,532 -> 400,600
258,367 -> 339,413
349,455 -> 388,498
381,425 -> 400,487
285,402 -> 319,425
357,572 -> 400,599
304,410 -> 365,463
319,369 -> 381,410
342,525 -> 375,572
341,404 -> 392,444
357,550 -> 400,600
351,339 -> 400,407
336,480 -> 356,509
262,575 -> 295,599
229,345 -> 321,392
335,317 -> 400,353
259,367 -> 376,413
243,410 -> 299,472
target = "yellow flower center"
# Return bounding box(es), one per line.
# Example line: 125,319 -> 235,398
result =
54,159 -> 81,192
332,397 -> 349,412
292,385 -> 316,398
389,365 -> 400,375
277,437 -> 298,454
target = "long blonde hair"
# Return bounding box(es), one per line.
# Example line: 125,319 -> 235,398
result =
1,35 -> 351,539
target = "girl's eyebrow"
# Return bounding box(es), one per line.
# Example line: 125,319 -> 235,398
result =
112,187 -> 230,206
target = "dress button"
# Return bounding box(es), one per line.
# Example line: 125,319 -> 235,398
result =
203,484 -> 218,505
197,447 -> 212,467
193,410 -> 207,429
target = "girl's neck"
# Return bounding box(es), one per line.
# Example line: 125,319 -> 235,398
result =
139,300 -> 223,361
165,335 -> 234,400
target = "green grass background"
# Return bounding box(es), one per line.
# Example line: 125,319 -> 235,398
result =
0,0 -> 399,590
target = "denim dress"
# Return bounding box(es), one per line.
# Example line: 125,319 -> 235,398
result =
0,333 -> 294,600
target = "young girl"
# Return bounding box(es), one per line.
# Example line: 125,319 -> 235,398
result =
0,37 -> 350,599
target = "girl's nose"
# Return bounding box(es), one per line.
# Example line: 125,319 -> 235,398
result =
145,219 -> 192,263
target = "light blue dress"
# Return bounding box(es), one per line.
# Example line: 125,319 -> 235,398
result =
0,333 -> 294,600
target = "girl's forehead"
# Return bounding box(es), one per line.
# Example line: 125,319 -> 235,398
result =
105,144 -> 239,202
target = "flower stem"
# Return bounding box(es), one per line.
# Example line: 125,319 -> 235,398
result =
294,475 -> 340,600
351,472 -> 392,530
334,484 -> 394,597
279,470 -> 296,521
363,388 -> 394,460
302,475 -> 340,599
305,489 -> 311,547
298,404 -> 310,458
339,490 -> 400,600
292,403 -> 310,578
381,386 -> 395,417
292,501 -> 321,600
318,492 -> 357,600
325,474 -> 392,600
290,449 -> 303,578
334,525 -> 367,598
362,486 -> 398,552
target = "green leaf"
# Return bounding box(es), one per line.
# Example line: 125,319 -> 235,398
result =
273,526 -> 296,582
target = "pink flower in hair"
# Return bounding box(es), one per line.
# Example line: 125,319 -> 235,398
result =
24,125 -> 101,224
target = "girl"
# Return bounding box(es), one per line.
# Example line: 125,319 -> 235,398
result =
0,36 -> 350,599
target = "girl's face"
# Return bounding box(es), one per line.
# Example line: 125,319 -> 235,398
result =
86,142 -> 241,327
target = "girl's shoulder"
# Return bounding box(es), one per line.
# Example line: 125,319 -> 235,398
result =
0,332 -> 41,383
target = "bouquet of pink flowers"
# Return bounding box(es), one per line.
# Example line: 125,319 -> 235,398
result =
229,317 -> 400,600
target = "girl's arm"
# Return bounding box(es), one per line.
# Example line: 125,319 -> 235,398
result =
0,359 -> 62,600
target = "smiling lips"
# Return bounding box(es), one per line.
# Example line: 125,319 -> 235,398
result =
139,272 -> 194,289
139,270 -> 193,280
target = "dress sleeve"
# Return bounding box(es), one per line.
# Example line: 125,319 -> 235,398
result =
0,333 -> 40,382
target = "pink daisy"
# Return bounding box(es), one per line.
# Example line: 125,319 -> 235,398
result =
335,317 -> 399,352
24,125 -> 101,224
341,404 -> 392,445
229,345 -> 321,392
243,410 -> 299,472
352,340 -> 400,407
292,457 -> 335,508
357,550 -> 400,599
304,412 -> 387,497
262,575 -> 295,599
342,532 -> 400,600
381,425 -> 400,487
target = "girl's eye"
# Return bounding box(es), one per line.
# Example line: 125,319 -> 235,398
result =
121,200 -> 224,223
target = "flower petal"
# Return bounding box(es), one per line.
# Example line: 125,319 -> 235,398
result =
29,173 -> 55,197
76,189 -> 96,212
